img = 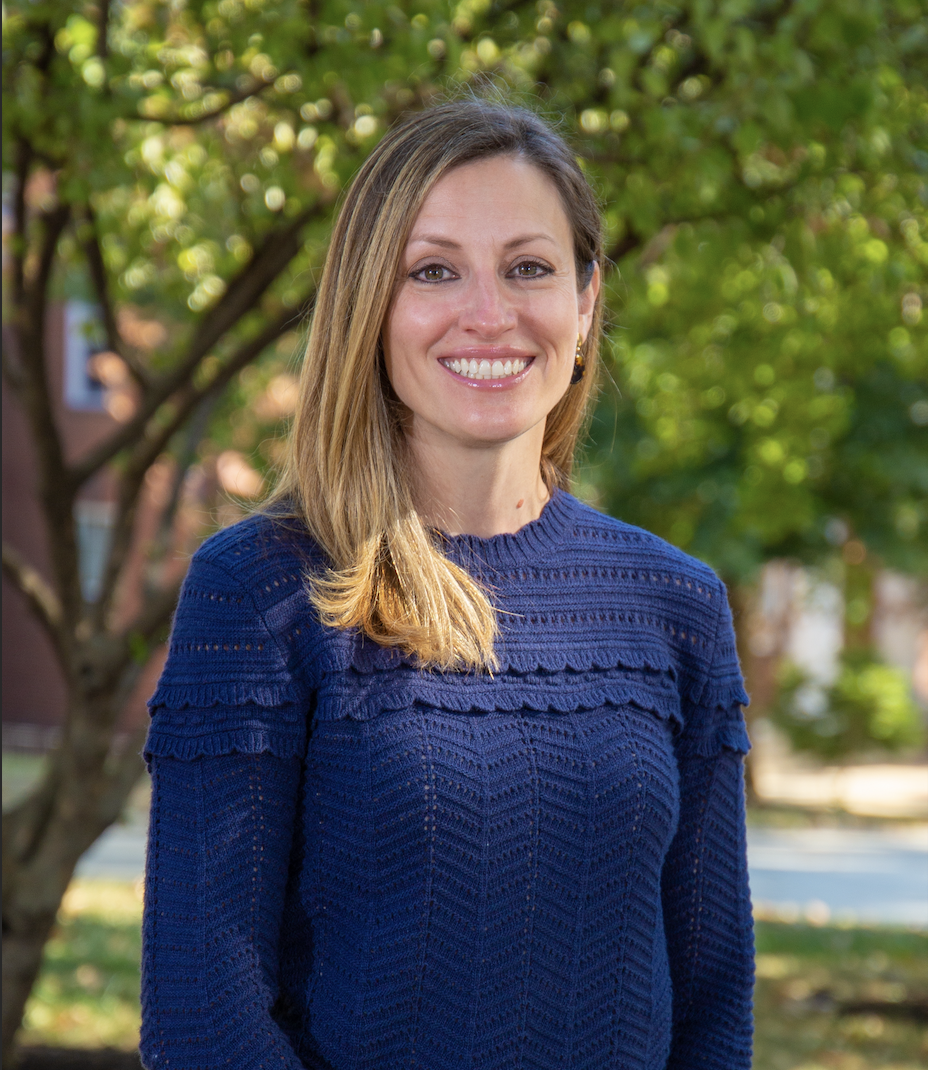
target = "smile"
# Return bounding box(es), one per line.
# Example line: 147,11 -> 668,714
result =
440,357 -> 531,381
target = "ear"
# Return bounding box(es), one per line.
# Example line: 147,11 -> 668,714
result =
577,262 -> 601,342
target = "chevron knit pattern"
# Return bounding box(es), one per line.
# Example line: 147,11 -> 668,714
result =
141,490 -> 754,1069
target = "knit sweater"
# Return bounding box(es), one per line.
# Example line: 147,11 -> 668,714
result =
141,489 -> 754,1070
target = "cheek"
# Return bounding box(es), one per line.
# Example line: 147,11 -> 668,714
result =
386,293 -> 454,353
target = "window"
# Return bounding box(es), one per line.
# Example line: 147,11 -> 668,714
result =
74,499 -> 116,602
63,301 -> 107,412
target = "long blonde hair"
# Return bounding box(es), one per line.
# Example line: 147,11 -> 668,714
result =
270,101 -> 604,670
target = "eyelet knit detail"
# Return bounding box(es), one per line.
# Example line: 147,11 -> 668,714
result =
146,493 -> 750,764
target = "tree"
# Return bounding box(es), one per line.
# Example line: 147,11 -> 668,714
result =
2,0 -> 925,1056
2,0 -> 459,1052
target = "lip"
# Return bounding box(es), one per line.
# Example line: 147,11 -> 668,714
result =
437,349 -> 535,389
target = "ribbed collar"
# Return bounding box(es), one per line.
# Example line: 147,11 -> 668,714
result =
439,488 -> 578,572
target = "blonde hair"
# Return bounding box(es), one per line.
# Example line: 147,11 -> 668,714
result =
270,101 -> 604,670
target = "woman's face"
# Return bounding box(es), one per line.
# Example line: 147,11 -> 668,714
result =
383,155 -> 598,456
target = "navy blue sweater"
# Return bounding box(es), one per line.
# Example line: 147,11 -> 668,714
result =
142,490 -> 754,1069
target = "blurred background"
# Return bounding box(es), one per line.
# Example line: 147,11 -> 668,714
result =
2,1 -> 926,1067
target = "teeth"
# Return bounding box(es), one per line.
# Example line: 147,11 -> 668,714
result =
444,357 -> 529,380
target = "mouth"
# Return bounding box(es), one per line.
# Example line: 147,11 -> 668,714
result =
439,356 -> 532,382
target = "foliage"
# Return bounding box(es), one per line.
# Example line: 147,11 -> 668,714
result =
771,650 -> 926,760
5,1 -> 925,565
570,0 -> 928,582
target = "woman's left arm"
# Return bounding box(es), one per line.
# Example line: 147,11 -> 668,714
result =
661,745 -> 754,1068
661,580 -> 754,1069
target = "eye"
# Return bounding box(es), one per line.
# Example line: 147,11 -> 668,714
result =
510,259 -> 551,279
410,262 -> 455,283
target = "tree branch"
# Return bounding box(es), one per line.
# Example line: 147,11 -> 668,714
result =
12,203 -> 83,626
10,138 -> 31,317
146,75 -> 279,126
90,291 -> 313,626
1,323 -> 26,395
81,206 -> 149,388
70,207 -> 320,486
95,0 -> 111,61
97,725 -> 150,830
605,230 -> 644,268
2,542 -> 64,642
127,578 -> 185,650
137,291 -> 315,474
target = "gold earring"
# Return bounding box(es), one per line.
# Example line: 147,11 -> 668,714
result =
570,334 -> 585,385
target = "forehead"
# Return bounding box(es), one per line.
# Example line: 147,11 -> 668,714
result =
408,155 -> 571,242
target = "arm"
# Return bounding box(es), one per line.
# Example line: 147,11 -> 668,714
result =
662,574 -> 754,1068
140,750 -> 306,1069
662,742 -> 754,1069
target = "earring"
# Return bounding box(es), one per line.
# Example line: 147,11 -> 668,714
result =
570,334 -> 585,385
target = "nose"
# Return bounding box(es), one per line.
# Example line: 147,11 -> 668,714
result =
457,273 -> 517,338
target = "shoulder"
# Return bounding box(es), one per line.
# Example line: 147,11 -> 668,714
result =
559,495 -> 748,729
554,494 -> 731,684
188,509 -> 327,587
169,510 -> 328,667
561,493 -> 723,599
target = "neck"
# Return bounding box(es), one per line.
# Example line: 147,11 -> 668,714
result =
406,429 -> 550,538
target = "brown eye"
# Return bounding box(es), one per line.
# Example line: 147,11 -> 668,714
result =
413,263 -> 451,282
513,260 -> 548,278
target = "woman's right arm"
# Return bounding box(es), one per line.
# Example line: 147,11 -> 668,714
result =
140,526 -> 317,1067
141,749 -> 305,1069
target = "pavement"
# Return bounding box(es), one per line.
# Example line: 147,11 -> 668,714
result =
747,823 -> 928,929
75,809 -> 928,930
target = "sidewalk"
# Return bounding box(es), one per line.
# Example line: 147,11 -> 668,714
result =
748,823 -> 928,928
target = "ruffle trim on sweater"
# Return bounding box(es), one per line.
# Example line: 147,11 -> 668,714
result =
148,678 -> 297,712
146,642 -> 746,717
675,718 -> 752,757
697,676 -> 751,714
143,703 -> 309,766
315,664 -> 684,726
143,669 -> 749,764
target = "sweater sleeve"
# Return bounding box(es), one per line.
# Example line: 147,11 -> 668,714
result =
661,582 -> 754,1069
140,751 -> 305,1069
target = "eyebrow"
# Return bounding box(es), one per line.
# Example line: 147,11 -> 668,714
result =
407,232 -> 558,250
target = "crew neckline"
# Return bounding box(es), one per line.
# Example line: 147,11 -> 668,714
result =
439,487 -> 578,571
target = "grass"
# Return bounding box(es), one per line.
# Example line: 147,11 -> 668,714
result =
19,881 -> 143,1051
2,752 -> 47,809
17,879 -> 928,1065
753,921 -> 928,1069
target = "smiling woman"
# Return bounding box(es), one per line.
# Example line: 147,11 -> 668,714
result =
141,100 -> 754,1070
384,155 -> 599,536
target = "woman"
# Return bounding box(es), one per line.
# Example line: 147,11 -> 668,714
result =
141,100 -> 754,1069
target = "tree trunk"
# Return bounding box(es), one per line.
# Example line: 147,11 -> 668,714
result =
2,867 -> 77,1063
842,543 -> 876,653
1,709 -> 147,1063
